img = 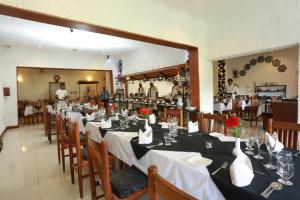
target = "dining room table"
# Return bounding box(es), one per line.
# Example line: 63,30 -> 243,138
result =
84,119 -> 300,200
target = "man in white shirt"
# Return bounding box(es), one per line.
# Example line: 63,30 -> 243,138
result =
56,83 -> 68,101
171,80 -> 180,99
226,79 -> 238,98
137,82 -> 145,97
148,81 -> 158,99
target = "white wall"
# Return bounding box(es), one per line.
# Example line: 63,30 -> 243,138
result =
1,46 -> 112,126
203,0 -> 300,60
0,47 -> 6,134
121,44 -> 188,75
213,46 -> 299,98
0,0 -> 212,113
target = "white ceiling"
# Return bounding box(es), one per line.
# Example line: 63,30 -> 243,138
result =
0,14 -> 150,55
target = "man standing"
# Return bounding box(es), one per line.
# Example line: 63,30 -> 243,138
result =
226,78 -> 238,98
171,80 -> 180,99
137,82 -> 145,97
55,83 -> 68,109
100,86 -> 110,108
148,81 -> 158,99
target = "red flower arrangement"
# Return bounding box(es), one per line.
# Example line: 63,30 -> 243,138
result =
139,107 -> 151,119
226,116 -> 241,137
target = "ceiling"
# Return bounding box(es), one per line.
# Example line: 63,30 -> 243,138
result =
0,14 -> 154,55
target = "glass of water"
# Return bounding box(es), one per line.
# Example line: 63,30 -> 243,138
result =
119,119 -> 126,130
245,135 -> 254,155
254,129 -> 264,159
164,131 -> 172,146
278,162 -> 294,186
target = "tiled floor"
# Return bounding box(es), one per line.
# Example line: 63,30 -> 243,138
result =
0,124 -> 95,200
0,121 -> 261,200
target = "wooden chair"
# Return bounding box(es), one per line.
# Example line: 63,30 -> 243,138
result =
148,165 -> 197,200
267,118 -> 300,150
56,114 -> 69,172
164,108 -> 183,127
68,121 -> 89,198
199,113 -> 228,135
87,135 -> 148,200
43,106 -> 57,144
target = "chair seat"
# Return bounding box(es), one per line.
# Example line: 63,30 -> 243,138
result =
110,167 -> 148,199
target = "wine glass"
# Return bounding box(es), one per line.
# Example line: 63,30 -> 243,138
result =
254,129 -> 264,159
164,132 -> 172,146
168,120 -> 178,143
265,135 -> 277,169
245,135 -> 254,155
278,162 -> 294,185
276,150 -> 293,175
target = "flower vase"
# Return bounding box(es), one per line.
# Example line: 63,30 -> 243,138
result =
145,119 -> 149,129
232,137 -> 242,157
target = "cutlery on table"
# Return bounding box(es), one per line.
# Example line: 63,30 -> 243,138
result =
253,170 -> 264,175
211,162 -> 228,175
261,182 -> 283,198
106,128 -> 120,131
146,142 -> 163,149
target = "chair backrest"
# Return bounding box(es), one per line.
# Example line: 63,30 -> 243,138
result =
87,135 -> 113,200
71,122 -> 85,163
164,108 -> 183,127
148,165 -> 197,200
199,113 -> 228,135
56,114 -> 67,144
267,118 -> 300,150
44,106 -> 51,135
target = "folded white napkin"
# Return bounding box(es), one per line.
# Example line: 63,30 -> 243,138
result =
188,121 -> 199,133
66,105 -> 72,112
84,103 -> 91,108
265,132 -> 284,152
230,152 -> 254,187
149,114 -> 156,124
121,109 -> 128,116
101,118 -> 112,129
86,112 -> 95,121
138,126 -> 153,144
92,105 -> 98,109
159,122 -> 169,129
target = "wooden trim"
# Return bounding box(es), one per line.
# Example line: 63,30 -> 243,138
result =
0,4 -> 197,50
109,71 -> 114,93
3,3 -> 200,109
1,125 -> 19,138
17,66 -> 112,72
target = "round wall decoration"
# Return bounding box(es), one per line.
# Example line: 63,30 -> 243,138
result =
265,56 -> 273,63
250,59 -> 257,66
53,74 -> 60,82
278,64 -> 287,72
239,70 -> 246,76
257,56 -> 265,63
244,64 -> 251,70
272,59 -> 281,67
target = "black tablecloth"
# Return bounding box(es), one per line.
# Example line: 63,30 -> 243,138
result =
127,126 -> 300,200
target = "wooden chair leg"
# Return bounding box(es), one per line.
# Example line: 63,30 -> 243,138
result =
69,147 -> 75,184
61,148 -> 66,172
78,167 -> 83,198
57,135 -> 61,164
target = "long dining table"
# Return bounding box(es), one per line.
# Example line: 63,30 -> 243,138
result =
79,118 -> 300,200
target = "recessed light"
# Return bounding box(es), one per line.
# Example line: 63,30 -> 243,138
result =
37,44 -> 42,48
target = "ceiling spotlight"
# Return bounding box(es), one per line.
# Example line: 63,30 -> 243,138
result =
126,77 -> 130,81
107,55 -> 110,59
37,44 -> 42,48
70,27 -> 74,32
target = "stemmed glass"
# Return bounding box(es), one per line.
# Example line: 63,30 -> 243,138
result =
245,135 -> 254,155
265,135 -> 277,169
168,118 -> 178,143
278,162 -> 294,185
254,129 -> 264,159
164,131 -> 172,146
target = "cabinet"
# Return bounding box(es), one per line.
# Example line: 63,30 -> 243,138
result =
255,85 -> 286,98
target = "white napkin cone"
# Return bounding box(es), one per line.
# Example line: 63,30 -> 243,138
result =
86,112 -> 95,121
230,152 -> 254,187
101,118 -> 112,129
138,126 -> 153,144
149,114 -> 156,124
92,105 -> 98,109
67,105 -> 73,112
265,132 -> 284,152
188,121 -> 199,133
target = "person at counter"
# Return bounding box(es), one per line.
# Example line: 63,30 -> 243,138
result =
148,81 -> 158,99
137,82 -> 145,96
84,86 -> 92,100
171,80 -> 181,99
226,78 -> 238,98
55,83 -> 68,109
100,86 -> 110,108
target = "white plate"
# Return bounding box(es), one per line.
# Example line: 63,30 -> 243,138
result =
187,155 -> 212,167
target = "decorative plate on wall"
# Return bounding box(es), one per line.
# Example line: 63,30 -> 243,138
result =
244,64 -> 251,70
265,56 -> 273,63
53,74 -> 60,82
250,59 -> 257,66
278,64 -> 287,72
257,56 -> 265,63
239,70 -> 246,76
272,59 -> 281,67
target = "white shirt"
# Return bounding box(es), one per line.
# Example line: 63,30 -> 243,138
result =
56,89 -> 68,100
227,84 -> 238,94
138,87 -> 145,95
148,86 -> 158,99
171,85 -> 180,97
